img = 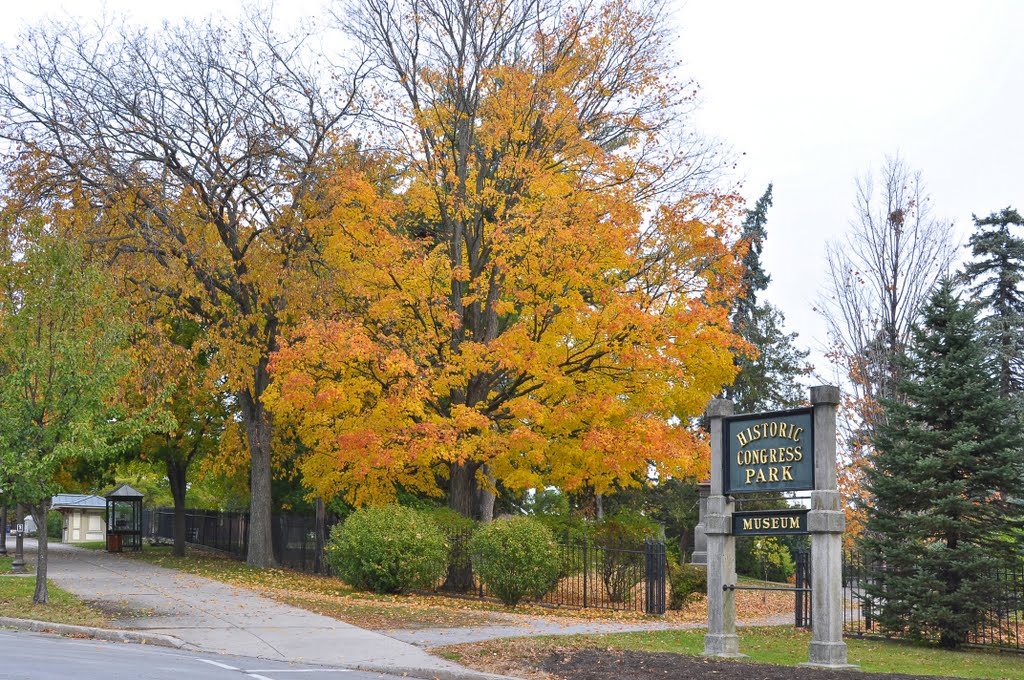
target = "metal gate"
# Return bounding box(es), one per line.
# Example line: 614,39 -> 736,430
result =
794,548 -> 811,628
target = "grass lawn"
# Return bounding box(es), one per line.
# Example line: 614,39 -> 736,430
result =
0,570 -> 108,628
74,541 -> 108,551
440,627 -> 1024,680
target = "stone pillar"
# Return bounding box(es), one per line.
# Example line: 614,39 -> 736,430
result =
11,504 -> 26,574
703,399 -> 743,657
802,385 -> 856,669
691,482 -> 710,566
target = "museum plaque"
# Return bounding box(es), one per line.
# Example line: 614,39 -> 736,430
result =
732,509 -> 809,536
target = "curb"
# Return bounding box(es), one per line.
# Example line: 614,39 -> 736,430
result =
0,617 -> 186,649
0,618 -> 517,679
351,663 -> 523,680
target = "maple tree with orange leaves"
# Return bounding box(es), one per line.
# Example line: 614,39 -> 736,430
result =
265,0 -> 748,517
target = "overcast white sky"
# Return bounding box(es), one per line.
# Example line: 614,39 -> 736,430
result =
3,0 -> 1022,379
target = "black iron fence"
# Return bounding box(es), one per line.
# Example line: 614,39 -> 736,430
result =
843,548 -> 1024,652
142,508 -> 327,572
794,548 -> 811,629
146,506 -> 1024,640
143,507 -> 668,614
439,530 -> 667,614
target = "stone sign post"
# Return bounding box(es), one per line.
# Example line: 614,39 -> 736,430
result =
801,385 -> 855,668
702,398 -> 741,657
702,386 -> 855,669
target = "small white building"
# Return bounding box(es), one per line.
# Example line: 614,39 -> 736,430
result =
52,494 -> 107,543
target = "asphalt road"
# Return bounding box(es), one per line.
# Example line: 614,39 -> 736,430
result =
0,630 -> 411,680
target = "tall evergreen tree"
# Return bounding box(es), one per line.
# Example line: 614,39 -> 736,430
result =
961,207 -> 1024,398
864,279 -> 1024,648
725,185 -> 809,413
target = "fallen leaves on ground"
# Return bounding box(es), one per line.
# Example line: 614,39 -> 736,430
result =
120,547 -> 794,631
437,636 -> 564,680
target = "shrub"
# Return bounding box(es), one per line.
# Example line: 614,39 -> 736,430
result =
669,563 -> 707,610
325,505 -> 448,594
470,516 -> 560,606
594,512 -> 656,603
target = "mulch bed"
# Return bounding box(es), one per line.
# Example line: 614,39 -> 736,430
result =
541,649 -> 955,680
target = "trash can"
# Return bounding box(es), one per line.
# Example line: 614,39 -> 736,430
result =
106,533 -> 122,553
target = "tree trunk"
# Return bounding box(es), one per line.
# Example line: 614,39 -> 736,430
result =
595,493 -> 604,520
167,460 -> 188,558
239,382 -> 275,568
0,506 -> 7,556
449,462 -> 479,519
477,466 -> 496,523
445,462 -> 479,593
32,499 -> 50,604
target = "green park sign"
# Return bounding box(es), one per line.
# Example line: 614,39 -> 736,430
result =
723,407 -> 814,495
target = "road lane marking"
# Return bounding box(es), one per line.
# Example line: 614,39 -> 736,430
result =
247,675 -> 276,680
197,659 -> 241,670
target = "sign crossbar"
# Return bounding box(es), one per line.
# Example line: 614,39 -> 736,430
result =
722,584 -> 811,593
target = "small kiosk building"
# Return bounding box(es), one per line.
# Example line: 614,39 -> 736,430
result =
105,484 -> 144,552
52,494 -> 107,544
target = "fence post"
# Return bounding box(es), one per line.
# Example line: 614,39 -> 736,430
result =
643,539 -> 667,615
659,540 -> 667,614
582,535 -> 589,609
301,518 -> 309,572
795,548 -> 810,628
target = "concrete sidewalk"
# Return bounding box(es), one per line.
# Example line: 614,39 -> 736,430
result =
23,541 -> 512,680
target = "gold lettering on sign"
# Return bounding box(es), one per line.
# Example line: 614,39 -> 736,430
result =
735,420 -> 804,449
737,515 -> 804,533
733,416 -> 809,489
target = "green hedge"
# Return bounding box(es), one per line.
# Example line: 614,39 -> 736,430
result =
669,563 -> 707,610
325,505 -> 448,594
470,516 -> 560,606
